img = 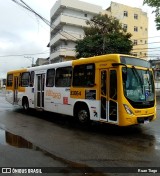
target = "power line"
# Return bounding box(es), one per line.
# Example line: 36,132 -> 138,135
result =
11,0 -> 78,41
0,51 -> 49,57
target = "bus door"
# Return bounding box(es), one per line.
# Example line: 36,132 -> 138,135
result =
100,70 -> 109,121
36,74 -> 45,109
13,76 -> 19,104
108,69 -> 118,124
100,69 -> 118,124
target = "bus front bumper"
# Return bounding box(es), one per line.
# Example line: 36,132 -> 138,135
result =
137,115 -> 154,124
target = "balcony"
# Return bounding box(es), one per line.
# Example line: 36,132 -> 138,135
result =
50,0 -> 102,19
51,14 -> 88,33
50,33 -> 66,46
50,47 -> 76,60
50,30 -> 84,46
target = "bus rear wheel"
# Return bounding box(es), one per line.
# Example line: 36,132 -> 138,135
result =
22,98 -> 29,111
77,107 -> 90,124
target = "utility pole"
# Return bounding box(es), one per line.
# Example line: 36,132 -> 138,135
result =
24,56 -> 34,67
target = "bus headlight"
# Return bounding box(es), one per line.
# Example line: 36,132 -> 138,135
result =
123,104 -> 134,115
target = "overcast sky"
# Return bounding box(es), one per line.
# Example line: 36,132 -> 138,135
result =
0,0 -> 159,78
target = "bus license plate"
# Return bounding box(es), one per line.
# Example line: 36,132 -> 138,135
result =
144,120 -> 149,124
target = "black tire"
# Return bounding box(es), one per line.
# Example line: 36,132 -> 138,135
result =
77,106 -> 90,124
23,98 -> 29,111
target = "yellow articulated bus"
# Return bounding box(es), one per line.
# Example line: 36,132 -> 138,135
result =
5,54 -> 156,126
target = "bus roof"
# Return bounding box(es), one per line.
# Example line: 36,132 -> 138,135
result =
72,54 -> 139,66
27,60 -> 72,72
7,54 -> 148,74
7,68 -> 28,74
7,61 -> 72,74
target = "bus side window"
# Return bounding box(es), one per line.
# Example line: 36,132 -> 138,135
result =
46,69 -> 55,87
110,70 -> 117,100
55,67 -> 72,87
73,64 -> 95,87
30,71 -> 35,87
21,72 -> 30,87
7,74 -> 13,87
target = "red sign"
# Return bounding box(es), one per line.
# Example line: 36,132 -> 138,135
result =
63,97 -> 68,104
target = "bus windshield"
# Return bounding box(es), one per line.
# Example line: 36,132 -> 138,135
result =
122,67 -> 155,105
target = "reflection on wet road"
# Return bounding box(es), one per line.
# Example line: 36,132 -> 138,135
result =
155,135 -> 160,151
0,128 -> 6,145
5,130 -> 33,148
0,128 -> 107,175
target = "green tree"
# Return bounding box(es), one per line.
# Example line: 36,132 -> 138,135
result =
75,14 -> 133,58
143,0 -> 160,30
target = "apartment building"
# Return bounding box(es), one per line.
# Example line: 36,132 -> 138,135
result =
50,1 -> 148,62
105,2 -> 148,58
50,0 -> 102,63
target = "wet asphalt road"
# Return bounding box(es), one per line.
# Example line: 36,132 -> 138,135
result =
0,90 -> 160,176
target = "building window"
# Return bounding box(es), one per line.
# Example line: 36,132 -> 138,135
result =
145,28 -> 148,31
132,53 -> 138,57
123,24 -> 128,31
140,40 -> 143,43
145,40 -> 147,44
124,11 -> 128,17
62,40 -> 67,46
134,14 -> 138,19
84,14 -> 87,17
134,26 -> 138,32
133,40 -> 138,45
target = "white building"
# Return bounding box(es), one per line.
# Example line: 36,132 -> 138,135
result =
50,0 -> 102,63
